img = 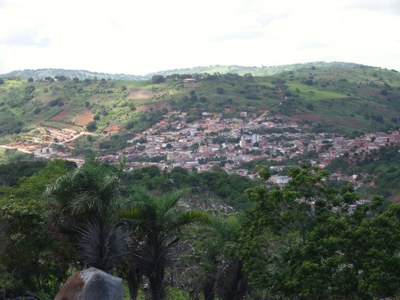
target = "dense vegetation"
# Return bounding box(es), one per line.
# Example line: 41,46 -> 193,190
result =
1,158 -> 400,299
328,146 -> 400,199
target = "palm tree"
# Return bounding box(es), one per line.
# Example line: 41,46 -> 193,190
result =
76,218 -> 127,273
46,159 -> 126,272
192,216 -> 248,300
120,188 -> 209,300
46,159 -> 123,224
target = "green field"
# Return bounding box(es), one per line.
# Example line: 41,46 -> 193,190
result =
287,82 -> 348,100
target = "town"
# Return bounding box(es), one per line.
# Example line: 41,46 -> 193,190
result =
2,109 -> 400,188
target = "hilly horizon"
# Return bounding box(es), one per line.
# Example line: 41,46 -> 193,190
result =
2,61 -> 397,81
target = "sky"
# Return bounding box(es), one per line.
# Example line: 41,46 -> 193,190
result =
0,0 -> 399,75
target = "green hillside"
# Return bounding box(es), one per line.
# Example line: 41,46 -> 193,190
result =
0,62 -> 399,143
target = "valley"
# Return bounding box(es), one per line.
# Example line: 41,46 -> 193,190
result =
2,62 -> 400,299
1,62 -> 400,198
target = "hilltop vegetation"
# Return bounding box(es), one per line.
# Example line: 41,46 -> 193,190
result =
2,68 -> 145,81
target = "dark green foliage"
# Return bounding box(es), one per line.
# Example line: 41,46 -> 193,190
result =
55,75 -> 67,81
49,97 -> 63,107
86,121 -> 97,131
46,159 -> 122,226
77,219 -> 127,273
0,160 -> 76,298
124,110 -> 164,132
46,160 -> 126,275
44,76 -> 54,82
123,166 -> 255,209
1,159 -> 400,299
239,166 -> 400,299
151,75 -> 165,84
0,110 -> 23,134
328,146 -> 400,197
120,188 -> 209,300
24,85 -> 35,94
98,133 -> 131,155
0,160 -> 46,186
189,216 -> 248,300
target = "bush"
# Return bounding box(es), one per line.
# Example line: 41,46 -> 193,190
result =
86,121 -> 97,132
151,75 -> 165,84
49,98 -> 62,107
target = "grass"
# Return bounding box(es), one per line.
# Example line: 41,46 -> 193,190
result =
41,121 -> 82,131
288,83 -> 348,101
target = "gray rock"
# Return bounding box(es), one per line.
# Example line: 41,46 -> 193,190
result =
54,267 -> 123,300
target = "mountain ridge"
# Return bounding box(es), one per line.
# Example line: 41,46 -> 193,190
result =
1,61 -> 391,81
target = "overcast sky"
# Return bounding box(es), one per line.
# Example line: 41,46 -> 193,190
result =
0,0 -> 399,75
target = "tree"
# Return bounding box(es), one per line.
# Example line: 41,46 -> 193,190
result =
191,216 -> 248,300
44,76 -> 54,82
151,75 -> 165,84
120,188 -> 209,300
55,75 -> 67,81
86,121 -> 97,132
0,160 -> 76,298
256,165 -> 271,180
239,165 -> 400,299
46,160 -> 126,272
0,78 -> 4,85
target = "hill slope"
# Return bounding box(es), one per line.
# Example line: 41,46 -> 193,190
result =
0,62 -> 399,142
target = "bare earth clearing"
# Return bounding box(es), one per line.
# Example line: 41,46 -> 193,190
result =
51,111 -> 69,121
74,111 -> 94,126
128,89 -> 156,99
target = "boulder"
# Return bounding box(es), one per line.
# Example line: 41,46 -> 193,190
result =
54,267 -> 123,300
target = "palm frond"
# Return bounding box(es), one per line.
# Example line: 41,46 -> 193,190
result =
158,189 -> 185,215
76,219 -> 128,272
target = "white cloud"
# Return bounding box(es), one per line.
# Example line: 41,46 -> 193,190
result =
0,0 -> 399,74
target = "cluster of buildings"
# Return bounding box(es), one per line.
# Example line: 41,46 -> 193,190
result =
99,110 -> 400,183
4,109 -> 400,188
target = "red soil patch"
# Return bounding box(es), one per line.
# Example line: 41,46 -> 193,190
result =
104,124 -> 121,134
74,112 -> 94,126
51,111 -> 69,121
